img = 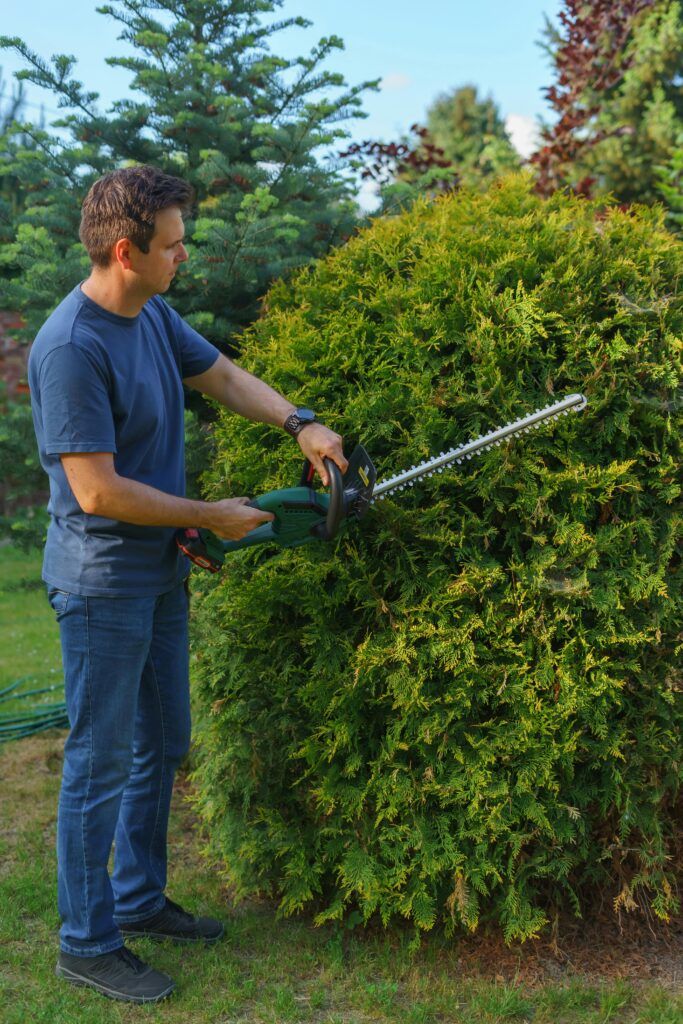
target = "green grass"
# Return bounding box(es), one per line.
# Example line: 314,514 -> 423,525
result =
0,545 -> 64,720
0,548 -> 680,1023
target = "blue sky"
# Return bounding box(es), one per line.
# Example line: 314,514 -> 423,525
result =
0,1 -> 562,206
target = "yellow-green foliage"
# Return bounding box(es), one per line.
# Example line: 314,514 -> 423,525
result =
190,174 -> 682,943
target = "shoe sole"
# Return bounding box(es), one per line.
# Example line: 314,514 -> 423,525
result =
119,924 -> 225,945
55,963 -> 175,1004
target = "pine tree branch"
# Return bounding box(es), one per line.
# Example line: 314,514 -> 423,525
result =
0,37 -> 99,122
99,1 -> 176,91
11,123 -> 80,187
264,37 -> 347,127
215,15 -> 312,52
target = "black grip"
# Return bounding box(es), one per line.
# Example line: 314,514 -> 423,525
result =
310,458 -> 344,541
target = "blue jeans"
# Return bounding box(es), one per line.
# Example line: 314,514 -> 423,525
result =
47,580 -> 191,956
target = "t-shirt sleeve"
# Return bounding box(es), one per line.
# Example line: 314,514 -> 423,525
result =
38,344 -> 117,455
161,300 -> 220,378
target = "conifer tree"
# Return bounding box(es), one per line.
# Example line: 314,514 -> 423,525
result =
0,0 -> 377,346
425,84 -> 520,189
583,0 -> 683,206
532,0 -> 683,206
189,174 -> 682,943
0,68 -> 34,237
341,86 -> 519,217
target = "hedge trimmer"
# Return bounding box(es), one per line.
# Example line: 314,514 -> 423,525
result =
176,393 -> 588,573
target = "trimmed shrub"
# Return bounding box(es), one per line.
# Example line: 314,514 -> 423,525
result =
189,173 -> 682,943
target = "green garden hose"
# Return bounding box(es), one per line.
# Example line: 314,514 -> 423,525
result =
0,676 -> 67,742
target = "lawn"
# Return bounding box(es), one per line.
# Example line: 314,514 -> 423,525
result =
0,545 -> 63,705
0,546 -> 680,1023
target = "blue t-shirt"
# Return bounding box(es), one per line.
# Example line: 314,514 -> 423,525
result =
28,283 -> 220,596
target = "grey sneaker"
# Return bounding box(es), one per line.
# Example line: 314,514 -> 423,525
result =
118,896 -> 224,944
55,945 -> 175,1003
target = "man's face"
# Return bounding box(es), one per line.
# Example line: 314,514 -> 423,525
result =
126,205 -> 188,294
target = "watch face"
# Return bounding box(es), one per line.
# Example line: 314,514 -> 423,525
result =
285,408 -> 317,436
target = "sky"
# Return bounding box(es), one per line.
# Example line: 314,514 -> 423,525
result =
0,0 -> 563,208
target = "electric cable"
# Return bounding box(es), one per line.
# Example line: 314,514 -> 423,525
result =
0,675 -> 67,742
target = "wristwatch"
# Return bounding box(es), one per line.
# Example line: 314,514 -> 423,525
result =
283,407 -> 317,437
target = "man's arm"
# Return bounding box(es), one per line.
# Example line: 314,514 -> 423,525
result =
184,354 -> 348,485
60,452 -> 273,540
183,354 -> 295,427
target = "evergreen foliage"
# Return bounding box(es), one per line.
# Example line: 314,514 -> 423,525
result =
0,384 -> 48,549
533,0 -> 683,206
0,0 -> 375,345
0,68 -> 38,238
655,137 -> 683,229
577,0 -> 683,207
189,174 -> 682,943
184,407 -> 217,500
425,85 -> 520,189
341,86 -> 519,218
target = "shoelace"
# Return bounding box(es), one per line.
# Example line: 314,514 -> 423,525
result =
115,946 -> 146,974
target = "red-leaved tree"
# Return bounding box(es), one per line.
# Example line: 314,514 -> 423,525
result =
531,0 -> 654,198
339,123 -> 460,205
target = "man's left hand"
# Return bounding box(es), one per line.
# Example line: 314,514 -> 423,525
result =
296,423 -> 348,487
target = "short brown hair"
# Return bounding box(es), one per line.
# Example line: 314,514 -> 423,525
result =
79,165 -> 194,267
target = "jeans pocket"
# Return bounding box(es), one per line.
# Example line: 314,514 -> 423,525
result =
47,587 -> 71,619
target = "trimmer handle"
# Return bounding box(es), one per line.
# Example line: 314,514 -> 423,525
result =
176,527 -> 224,573
300,456 -> 344,541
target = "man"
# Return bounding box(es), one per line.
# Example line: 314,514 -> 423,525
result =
28,164 -> 347,1004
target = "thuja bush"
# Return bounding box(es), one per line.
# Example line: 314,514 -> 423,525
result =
190,173 -> 681,943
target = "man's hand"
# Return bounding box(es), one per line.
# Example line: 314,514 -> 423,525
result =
202,497 -> 274,541
296,423 -> 348,486
184,356 -> 348,487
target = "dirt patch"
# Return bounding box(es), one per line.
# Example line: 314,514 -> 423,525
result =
423,910 -> 682,991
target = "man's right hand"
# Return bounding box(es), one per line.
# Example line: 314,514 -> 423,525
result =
203,497 -> 275,541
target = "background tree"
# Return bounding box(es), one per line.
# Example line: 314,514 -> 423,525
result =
0,68 -> 39,239
425,84 -> 520,189
0,67 -> 27,132
655,133 -> 683,228
341,85 -> 520,216
0,0 -> 377,348
0,75 -> 51,550
531,0 -> 683,206
339,123 -> 461,216
583,0 -> 683,206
